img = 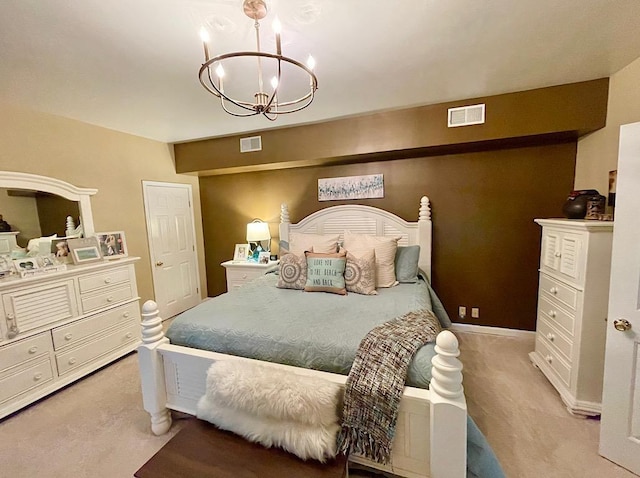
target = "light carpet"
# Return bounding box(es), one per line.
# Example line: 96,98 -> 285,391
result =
0,330 -> 636,478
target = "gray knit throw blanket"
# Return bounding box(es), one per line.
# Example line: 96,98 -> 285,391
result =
338,309 -> 442,464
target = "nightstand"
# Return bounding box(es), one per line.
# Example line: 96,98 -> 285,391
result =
221,260 -> 279,291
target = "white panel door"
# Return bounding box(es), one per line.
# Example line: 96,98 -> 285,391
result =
143,182 -> 200,320
599,121 -> 640,474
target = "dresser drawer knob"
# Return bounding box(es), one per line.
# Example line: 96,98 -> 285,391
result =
64,333 -> 73,341
554,252 -> 562,258
104,277 -> 112,284
123,312 -> 130,318
550,287 -> 558,295
68,358 -> 77,365
242,274 -> 247,279
546,333 -> 555,342
33,373 -> 43,381
545,355 -> 553,364
549,310 -> 557,318
125,332 -> 133,339
28,346 -> 38,354
107,296 -> 115,303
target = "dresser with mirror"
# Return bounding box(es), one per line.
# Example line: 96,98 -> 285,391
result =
0,171 -> 141,419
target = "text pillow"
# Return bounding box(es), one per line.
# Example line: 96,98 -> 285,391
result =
304,250 -> 347,295
276,253 -> 307,290
342,232 -> 400,288
343,249 -> 377,295
289,233 -> 339,255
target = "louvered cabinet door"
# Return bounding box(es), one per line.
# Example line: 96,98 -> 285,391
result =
2,280 -> 77,339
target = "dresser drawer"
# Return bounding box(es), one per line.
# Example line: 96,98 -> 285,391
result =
52,302 -> 140,351
80,284 -> 134,314
0,359 -> 54,404
535,337 -> 571,388
538,317 -> 573,362
0,333 -> 53,374
78,267 -> 132,294
56,321 -> 140,376
539,274 -> 578,311
538,295 -> 575,337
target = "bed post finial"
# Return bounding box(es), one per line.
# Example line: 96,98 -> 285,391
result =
141,300 -> 165,344
419,196 -> 431,221
280,203 -> 290,224
430,330 -> 463,399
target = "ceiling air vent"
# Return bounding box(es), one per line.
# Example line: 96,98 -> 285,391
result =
447,104 -> 486,128
240,135 -> 262,153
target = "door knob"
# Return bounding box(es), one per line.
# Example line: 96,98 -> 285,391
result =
155,261 -> 164,266
614,319 -> 632,332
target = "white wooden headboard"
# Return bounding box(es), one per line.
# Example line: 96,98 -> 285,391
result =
279,197 -> 433,281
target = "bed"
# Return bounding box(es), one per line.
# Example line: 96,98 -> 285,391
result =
138,198 -> 472,478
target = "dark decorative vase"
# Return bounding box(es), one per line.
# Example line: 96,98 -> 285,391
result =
562,189 -> 600,219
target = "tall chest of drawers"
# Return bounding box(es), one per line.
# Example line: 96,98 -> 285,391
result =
0,257 -> 141,419
529,219 -> 613,416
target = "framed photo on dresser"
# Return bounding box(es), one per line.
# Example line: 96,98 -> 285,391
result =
67,237 -> 103,264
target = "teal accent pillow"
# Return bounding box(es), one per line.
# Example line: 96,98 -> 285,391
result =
395,245 -> 420,283
304,251 -> 347,295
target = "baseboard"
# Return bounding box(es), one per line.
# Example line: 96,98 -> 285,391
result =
450,323 -> 535,338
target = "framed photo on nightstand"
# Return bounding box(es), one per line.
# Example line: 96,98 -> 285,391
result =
258,251 -> 270,264
233,243 -> 249,262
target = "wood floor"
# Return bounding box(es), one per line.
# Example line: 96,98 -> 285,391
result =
0,329 -> 636,477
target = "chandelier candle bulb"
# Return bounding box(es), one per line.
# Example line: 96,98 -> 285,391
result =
273,17 -> 282,55
199,28 -> 210,62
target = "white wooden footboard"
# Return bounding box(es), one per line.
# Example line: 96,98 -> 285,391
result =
138,301 -> 467,478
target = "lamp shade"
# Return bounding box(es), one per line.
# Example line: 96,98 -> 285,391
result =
246,220 -> 271,242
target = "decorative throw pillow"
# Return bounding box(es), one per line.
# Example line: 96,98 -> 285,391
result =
342,232 -> 400,288
289,233 -> 339,255
395,245 -> 421,283
276,253 -> 307,290
304,250 -> 347,295
343,249 -> 377,295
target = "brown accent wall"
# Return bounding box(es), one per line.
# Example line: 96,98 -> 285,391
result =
200,141 -> 576,331
177,78 -> 607,175
36,193 -> 80,237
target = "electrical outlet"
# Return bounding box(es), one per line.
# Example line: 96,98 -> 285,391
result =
471,307 -> 480,319
458,306 -> 466,319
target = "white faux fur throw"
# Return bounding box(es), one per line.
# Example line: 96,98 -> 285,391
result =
196,360 -> 343,462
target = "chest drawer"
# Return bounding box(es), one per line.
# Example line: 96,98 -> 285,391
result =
539,274 -> 578,312
537,295 -> 575,337
538,317 -> 573,362
56,320 -> 140,376
80,284 -> 134,314
78,267 -> 132,294
0,359 -> 54,405
52,302 -> 140,351
0,333 -> 53,374
535,336 -> 571,388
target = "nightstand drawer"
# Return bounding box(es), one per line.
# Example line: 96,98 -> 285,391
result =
78,267 -> 132,294
538,295 -> 575,337
538,316 -> 573,362
52,302 -> 140,350
0,333 -> 53,374
539,274 -> 578,312
226,268 -> 264,284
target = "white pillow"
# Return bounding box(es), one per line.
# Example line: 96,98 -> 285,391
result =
288,232 -> 339,255
342,232 -> 400,288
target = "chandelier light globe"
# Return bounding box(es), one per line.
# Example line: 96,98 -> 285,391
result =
198,0 -> 318,121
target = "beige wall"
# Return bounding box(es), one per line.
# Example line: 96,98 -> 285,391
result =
0,102 -> 206,305
575,56 -> 640,192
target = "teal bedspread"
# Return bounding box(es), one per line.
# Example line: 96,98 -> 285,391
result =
165,272 -> 504,478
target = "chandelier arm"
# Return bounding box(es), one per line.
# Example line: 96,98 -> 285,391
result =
199,64 -> 260,111
262,56 -> 282,113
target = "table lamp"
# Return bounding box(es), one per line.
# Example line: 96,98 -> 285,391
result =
246,219 -> 271,261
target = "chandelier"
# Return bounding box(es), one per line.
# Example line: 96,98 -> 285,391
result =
198,0 -> 318,121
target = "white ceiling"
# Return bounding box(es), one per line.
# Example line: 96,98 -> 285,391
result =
1,0 -> 640,144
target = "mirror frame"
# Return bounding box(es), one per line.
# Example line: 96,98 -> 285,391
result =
0,171 -> 97,236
